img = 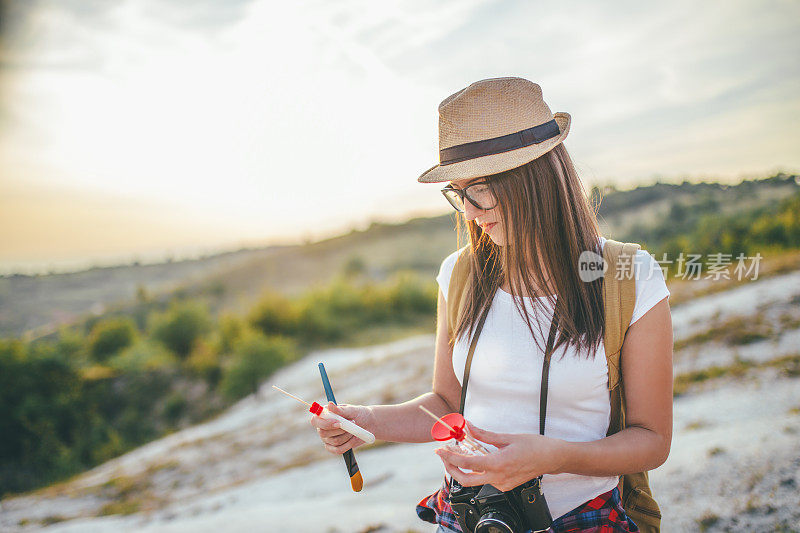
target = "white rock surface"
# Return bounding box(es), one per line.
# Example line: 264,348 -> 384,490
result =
2,271 -> 800,532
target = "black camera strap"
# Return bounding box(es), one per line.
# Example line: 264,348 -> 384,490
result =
538,311 -> 560,436
457,300 -> 491,416
458,299 -> 560,438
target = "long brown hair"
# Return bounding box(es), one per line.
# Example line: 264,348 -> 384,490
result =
453,143 -> 604,357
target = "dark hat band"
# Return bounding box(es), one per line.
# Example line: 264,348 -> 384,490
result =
439,119 -> 560,165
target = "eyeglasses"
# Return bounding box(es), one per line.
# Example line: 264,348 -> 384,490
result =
441,181 -> 498,213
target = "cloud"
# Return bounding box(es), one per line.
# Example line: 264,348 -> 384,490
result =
0,0 -> 798,269
141,0 -> 253,32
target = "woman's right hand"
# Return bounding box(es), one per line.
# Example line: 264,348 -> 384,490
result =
310,401 -> 375,455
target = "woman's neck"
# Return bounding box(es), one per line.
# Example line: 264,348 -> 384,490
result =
501,270 -> 555,298
501,247 -> 555,297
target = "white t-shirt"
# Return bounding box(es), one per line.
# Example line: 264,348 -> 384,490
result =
435,237 -> 670,519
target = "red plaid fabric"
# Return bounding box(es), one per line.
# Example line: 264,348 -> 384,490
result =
551,486 -> 638,532
416,477 -> 639,533
416,476 -> 460,532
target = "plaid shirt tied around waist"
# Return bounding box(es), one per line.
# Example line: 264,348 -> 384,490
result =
416,476 -> 639,533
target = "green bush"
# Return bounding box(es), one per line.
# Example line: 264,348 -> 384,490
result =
289,275 -> 437,343
248,291 -> 299,337
247,273 -> 437,345
294,301 -> 343,343
185,338 -> 222,386
108,339 -> 176,372
385,272 -> 437,316
0,339 -> 85,495
342,255 -> 367,278
220,333 -> 298,400
88,317 -> 137,362
56,328 -> 87,361
300,280 -> 369,336
163,391 -> 187,425
80,369 -> 175,458
219,313 -> 246,353
151,301 -> 211,358
629,189 -> 800,276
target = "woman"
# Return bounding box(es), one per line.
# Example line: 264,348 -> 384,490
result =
311,77 -> 673,533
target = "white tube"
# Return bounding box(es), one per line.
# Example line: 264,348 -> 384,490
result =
314,406 -> 376,444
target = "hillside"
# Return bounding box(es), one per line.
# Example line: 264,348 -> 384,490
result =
1,173 -> 797,340
1,171 -> 800,530
2,266 -> 799,532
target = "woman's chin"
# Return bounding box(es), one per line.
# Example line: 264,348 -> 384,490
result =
486,232 -> 506,246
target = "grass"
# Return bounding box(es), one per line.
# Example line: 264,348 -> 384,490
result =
98,500 -> 141,516
674,314 -> 775,351
326,319 -> 434,349
673,353 -> 800,397
743,494 -> 778,516
746,469 -> 766,491
779,310 -> 800,331
40,515 -> 68,526
92,470 -> 167,517
356,524 -> 390,533
696,512 -> 720,531
685,419 -> 711,431
673,359 -> 754,396
101,474 -> 149,499
273,450 -> 327,473
707,446 -> 725,457
667,249 -> 800,306
144,459 -> 180,475
773,354 -> 800,377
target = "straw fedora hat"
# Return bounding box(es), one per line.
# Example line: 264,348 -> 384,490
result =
418,77 -> 570,183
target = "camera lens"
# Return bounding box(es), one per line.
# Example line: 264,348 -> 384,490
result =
475,511 -> 516,533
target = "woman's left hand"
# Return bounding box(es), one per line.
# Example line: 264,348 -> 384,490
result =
435,421 -> 567,492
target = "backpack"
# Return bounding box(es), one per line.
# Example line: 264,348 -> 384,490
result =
445,239 -> 661,533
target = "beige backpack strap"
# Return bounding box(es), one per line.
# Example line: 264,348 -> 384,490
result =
602,239 -> 639,393
446,247 -> 472,341
604,239 -> 662,532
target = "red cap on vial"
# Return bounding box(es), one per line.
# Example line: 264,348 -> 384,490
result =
309,401 -> 323,416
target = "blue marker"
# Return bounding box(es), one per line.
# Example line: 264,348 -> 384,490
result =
318,362 -> 363,492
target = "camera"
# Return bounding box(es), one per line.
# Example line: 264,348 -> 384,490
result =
448,476 -> 552,533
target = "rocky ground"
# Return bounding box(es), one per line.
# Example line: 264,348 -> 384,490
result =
2,271 -> 800,532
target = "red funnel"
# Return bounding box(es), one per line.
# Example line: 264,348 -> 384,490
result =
431,412 -> 467,442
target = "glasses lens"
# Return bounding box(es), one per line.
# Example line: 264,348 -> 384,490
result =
466,183 -> 497,210
442,189 -> 465,212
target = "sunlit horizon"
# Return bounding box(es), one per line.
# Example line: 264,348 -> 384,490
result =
2,0 -> 798,275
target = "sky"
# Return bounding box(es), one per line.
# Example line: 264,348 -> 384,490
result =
1,0 -> 798,274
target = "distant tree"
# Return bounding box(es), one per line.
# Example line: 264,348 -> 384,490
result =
342,255 -> 367,278
248,291 -> 298,337
56,327 -> 87,361
88,317 -> 137,362
163,391 -> 187,426
109,339 -> 175,372
151,301 -> 211,359
219,313 -> 245,353
669,201 -> 688,221
204,280 -> 226,298
220,333 -> 297,400
0,339 -> 84,495
135,285 -> 149,303
185,338 -> 221,386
